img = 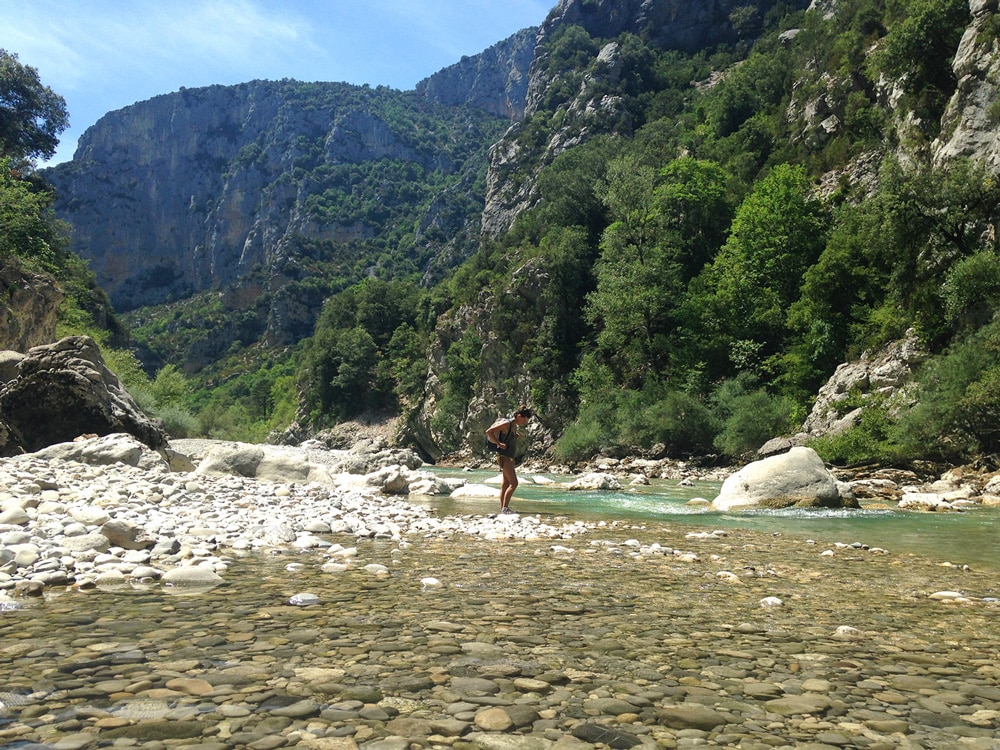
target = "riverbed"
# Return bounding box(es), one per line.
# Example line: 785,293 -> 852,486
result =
1,523 -> 998,750
1,458 -> 999,750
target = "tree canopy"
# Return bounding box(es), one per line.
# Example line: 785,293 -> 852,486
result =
0,49 -> 69,165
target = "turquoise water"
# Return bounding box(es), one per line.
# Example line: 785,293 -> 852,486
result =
422,469 -> 1000,573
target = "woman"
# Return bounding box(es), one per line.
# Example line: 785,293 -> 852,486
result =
485,406 -> 533,514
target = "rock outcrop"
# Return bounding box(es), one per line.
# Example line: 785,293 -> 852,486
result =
0,261 -> 61,352
0,336 -> 168,456
933,0 -> 1000,168
711,446 -> 857,511
404,258 -> 555,461
416,28 -> 539,120
759,329 -> 927,457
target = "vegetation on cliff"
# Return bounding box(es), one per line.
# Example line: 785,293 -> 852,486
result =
408,0 -> 1000,465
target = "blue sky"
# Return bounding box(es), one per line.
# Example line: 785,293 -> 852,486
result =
1,0 -> 553,165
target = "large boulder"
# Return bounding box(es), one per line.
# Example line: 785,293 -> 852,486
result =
31,433 -> 169,470
0,336 -> 168,456
710,447 -> 857,511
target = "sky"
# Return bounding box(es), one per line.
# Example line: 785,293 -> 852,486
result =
1,0 -> 554,166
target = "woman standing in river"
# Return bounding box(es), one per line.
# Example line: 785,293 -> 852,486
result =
485,406 -> 533,514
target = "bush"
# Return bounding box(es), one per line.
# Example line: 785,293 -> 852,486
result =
154,403 -> 199,439
895,320 -> 1000,459
553,399 -> 618,462
553,387 -> 717,461
619,390 -> 717,455
808,401 -> 903,465
713,388 -> 796,459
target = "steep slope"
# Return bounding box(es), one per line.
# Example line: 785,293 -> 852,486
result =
403,0 -> 1000,464
482,0 -> 811,235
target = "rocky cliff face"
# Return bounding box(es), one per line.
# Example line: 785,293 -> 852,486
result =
933,0 -> 1000,167
45,83 -> 485,314
0,261 -> 61,352
480,0 -> 812,236
415,28 -> 539,120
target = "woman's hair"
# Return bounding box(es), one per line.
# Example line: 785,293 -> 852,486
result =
514,406 -> 533,418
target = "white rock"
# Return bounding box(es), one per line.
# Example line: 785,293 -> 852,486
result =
711,447 -> 844,511
760,596 -> 784,608
566,472 -> 622,491
0,507 -> 30,525
70,506 -> 111,526
928,590 -> 969,601
450,484 -> 502,499
899,493 -> 955,512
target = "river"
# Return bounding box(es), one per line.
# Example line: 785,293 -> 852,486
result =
417,468 -> 1000,574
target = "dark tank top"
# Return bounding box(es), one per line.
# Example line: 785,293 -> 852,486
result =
497,419 -> 517,458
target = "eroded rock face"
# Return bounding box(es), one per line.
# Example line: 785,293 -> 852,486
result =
416,28 -> 538,119
800,329 -> 927,439
0,336 -> 168,456
933,0 -> 1000,168
0,261 -> 61,353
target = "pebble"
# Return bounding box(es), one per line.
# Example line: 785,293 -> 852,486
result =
0,454 -> 997,749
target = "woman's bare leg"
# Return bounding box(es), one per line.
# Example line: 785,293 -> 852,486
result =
499,456 -> 518,511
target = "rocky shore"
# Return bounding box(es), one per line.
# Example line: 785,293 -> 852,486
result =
1,433 -> 999,749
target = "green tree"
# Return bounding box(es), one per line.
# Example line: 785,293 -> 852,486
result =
694,164 -> 828,380
875,157 -> 1000,347
897,319 -> 1000,459
0,156 -> 63,268
586,155 -> 668,386
0,50 -> 69,164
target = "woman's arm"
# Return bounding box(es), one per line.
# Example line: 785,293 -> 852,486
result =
485,419 -> 512,447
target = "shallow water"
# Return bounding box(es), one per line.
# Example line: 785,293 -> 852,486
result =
420,469 -> 1000,573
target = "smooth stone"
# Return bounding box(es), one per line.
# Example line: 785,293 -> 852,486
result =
657,705 -> 730,731
763,693 -> 832,716
571,723 -> 643,749
268,698 -> 321,718
161,566 -> 224,585
464,732 -> 554,750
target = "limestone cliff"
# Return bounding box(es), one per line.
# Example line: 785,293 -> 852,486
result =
0,261 -> 61,352
42,81 -> 511,360
415,28 -> 539,120
933,0 -> 1000,167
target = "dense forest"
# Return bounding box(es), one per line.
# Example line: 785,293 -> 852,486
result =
4,0 -> 1000,468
